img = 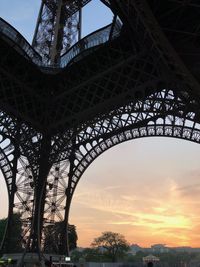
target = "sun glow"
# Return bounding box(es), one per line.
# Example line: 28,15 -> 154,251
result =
70,139 -> 200,248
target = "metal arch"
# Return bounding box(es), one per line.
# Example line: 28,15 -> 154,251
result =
40,112 -> 200,256
0,17 -> 122,70
0,18 -> 42,66
68,87 -> 200,189
0,146 -> 14,252
54,81 -> 199,165
43,85 -> 200,257
0,136 -> 15,192
55,84 -> 200,197
50,78 -> 166,164
0,132 -> 18,253
72,123 -> 200,195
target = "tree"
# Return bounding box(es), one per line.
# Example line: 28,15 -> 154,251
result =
82,248 -> 106,262
70,249 -> 84,262
68,224 -> 78,251
0,213 -> 23,254
71,248 -> 103,263
0,217 -> 7,252
91,231 -> 130,262
43,221 -> 78,253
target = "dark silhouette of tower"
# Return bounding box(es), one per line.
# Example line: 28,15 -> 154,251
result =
1,0 -> 200,265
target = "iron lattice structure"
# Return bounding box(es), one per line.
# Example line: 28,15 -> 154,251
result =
1,0 -> 200,263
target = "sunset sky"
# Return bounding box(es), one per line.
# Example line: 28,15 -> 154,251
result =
0,0 -> 200,249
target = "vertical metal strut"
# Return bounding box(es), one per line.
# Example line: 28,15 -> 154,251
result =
30,136 -> 52,253
32,0 -> 91,64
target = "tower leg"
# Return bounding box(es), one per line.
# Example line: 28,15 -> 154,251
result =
29,137 -> 52,254
62,150 -> 76,256
60,197 -> 72,256
0,126 -> 21,253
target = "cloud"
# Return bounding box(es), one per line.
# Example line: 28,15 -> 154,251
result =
72,170 -> 200,247
175,183 -> 200,198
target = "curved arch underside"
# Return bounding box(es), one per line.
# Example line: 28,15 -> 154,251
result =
1,0 -> 200,259
66,89 -> 200,197
41,86 -> 200,256
44,87 -> 200,235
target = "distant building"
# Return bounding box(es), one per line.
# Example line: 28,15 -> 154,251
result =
151,244 -> 169,253
130,244 -> 142,255
143,255 -> 160,266
172,247 -> 200,253
75,247 -> 85,252
129,244 -> 170,254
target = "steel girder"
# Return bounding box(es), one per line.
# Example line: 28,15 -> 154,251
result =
1,0 -> 200,263
32,0 -> 92,63
65,88 -> 200,195
1,1 -> 200,132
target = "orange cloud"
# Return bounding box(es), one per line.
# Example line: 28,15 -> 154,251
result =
70,139 -> 200,248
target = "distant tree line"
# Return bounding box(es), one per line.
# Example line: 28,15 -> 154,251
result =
71,231 -> 200,266
43,221 -> 77,253
0,213 -> 77,255
1,218 -> 200,267
0,213 -> 22,254
71,247 -> 200,266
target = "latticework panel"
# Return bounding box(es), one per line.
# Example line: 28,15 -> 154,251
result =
51,88 -> 200,199
14,156 -> 35,247
32,0 -> 92,63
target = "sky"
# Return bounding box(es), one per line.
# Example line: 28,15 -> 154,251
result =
1,0 -> 200,249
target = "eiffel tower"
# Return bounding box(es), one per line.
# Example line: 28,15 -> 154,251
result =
1,0 -> 200,265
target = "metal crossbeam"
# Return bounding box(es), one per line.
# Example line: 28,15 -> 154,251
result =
32,0 -> 92,63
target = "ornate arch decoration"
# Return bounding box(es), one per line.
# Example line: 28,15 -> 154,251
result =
71,122 -> 200,196
68,87 -> 200,197
46,97 -> 200,242
50,85 -> 200,197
